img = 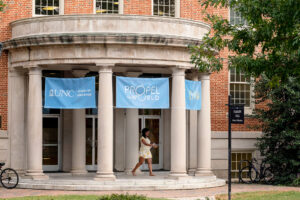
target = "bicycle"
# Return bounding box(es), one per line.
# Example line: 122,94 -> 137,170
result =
238,158 -> 273,184
0,162 -> 19,189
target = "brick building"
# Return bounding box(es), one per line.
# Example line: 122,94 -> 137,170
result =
0,0 -> 260,181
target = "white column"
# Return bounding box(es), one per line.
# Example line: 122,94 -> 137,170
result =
195,73 -> 213,176
125,109 -> 139,173
70,109 -> 87,174
26,67 -> 48,180
94,65 -> 115,181
71,70 -> 89,175
169,67 -> 187,177
124,72 -> 141,174
188,73 -> 198,174
8,69 -> 26,174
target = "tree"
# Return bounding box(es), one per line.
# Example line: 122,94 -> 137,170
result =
190,0 -> 300,85
189,0 -> 300,184
253,76 -> 300,184
0,1 -> 5,12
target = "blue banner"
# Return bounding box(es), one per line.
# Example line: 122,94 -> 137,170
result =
185,80 -> 201,110
116,76 -> 169,109
44,77 -> 96,109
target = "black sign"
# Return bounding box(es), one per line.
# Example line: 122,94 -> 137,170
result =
230,105 -> 244,124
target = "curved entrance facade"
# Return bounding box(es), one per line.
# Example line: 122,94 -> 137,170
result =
4,15 -> 214,180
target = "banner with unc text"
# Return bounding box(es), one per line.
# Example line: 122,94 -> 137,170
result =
185,80 -> 201,110
44,77 -> 96,109
116,76 -> 169,109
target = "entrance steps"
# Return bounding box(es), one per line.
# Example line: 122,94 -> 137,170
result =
18,172 -> 225,191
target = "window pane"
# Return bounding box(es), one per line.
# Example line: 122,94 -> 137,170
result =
230,70 -> 251,107
96,0 -> 119,14
54,0 -> 59,6
154,0 -> 175,17
230,7 -> 247,25
231,152 -> 253,179
236,72 -> 241,82
35,6 -> 41,15
154,5 -> 158,15
36,0 -> 59,15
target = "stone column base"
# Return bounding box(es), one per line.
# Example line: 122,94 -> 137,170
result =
168,172 -> 191,180
70,169 -> 88,175
25,170 -> 49,180
188,169 -> 196,176
15,169 -> 26,177
94,172 -> 116,181
195,169 -> 214,177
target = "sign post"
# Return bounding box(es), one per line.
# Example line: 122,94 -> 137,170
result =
227,95 -> 244,200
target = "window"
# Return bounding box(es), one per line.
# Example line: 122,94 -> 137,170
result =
230,7 -> 247,25
96,0 -> 119,14
231,152 -> 253,179
153,0 -> 175,17
35,0 -> 60,15
230,69 -> 251,107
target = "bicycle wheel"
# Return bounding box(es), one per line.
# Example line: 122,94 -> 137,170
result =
0,168 -> 19,189
263,167 -> 274,184
239,166 -> 257,184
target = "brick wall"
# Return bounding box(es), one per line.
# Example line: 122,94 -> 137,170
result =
0,0 -> 32,130
64,0 -> 94,14
124,0 -> 152,15
0,0 -> 261,132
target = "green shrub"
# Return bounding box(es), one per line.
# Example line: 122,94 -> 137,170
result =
253,76 -> 300,185
291,178 -> 300,186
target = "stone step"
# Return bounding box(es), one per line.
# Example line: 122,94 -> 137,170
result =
18,178 -> 225,191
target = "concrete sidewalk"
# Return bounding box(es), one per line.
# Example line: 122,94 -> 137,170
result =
0,184 -> 299,199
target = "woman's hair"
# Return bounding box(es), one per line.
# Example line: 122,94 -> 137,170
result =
142,128 -> 150,138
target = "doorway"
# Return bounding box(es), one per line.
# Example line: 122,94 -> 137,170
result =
42,115 -> 61,171
86,116 -> 98,171
139,115 -> 163,170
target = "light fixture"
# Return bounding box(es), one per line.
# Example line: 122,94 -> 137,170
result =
42,6 -> 59,11
96,9 -> 107,13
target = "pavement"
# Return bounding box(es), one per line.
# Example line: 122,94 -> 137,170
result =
0,184 -> 299,199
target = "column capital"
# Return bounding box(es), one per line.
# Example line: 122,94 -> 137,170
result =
96,64 -> 114,73
28,67 -> 42,76
187,70 -> 200,81
171,67 -> 186,76
8,68 -> 26,77
198,72 -> 211,80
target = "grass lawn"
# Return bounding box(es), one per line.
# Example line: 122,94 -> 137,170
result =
216,191 -> 300,200
1,194 -> 167,200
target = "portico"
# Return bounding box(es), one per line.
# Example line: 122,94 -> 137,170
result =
4,15 -> 215,182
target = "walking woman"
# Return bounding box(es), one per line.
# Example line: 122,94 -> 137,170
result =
132,128 -> 158,176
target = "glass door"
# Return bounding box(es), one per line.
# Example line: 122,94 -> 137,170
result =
139,115 -> 163,170
42,115 -> 61,171
86,116 -> 98,171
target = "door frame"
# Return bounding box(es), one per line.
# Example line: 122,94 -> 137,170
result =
42,114 -> 62,171
86,115 -> 98,171
139,115 -> 163,170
